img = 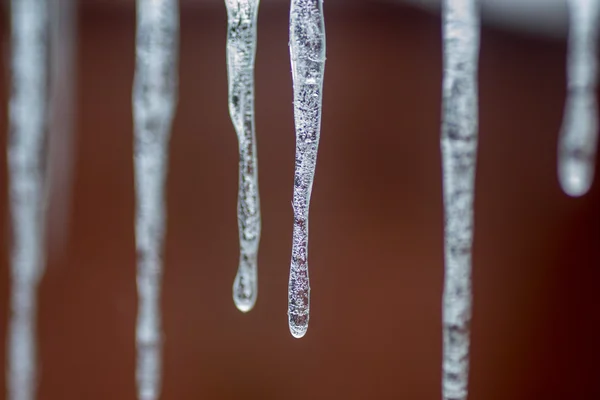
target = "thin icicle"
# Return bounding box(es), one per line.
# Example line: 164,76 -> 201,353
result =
133,1 -> 178,399
558,0 -> 600,197
47,0 -> 77,258
225,0 -> 262,313
288,0 -> 326,339
440,1 -> 480,399
7,0 -> 49,399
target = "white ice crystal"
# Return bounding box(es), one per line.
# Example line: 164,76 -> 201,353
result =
7,1 -> 48,399
440,0 -> 480,399
133,0 -> 179,398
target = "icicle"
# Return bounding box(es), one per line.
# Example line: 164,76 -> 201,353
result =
440,0 -> 480,399
47,0 -> 77,258
7,0 -> 49,399
558,0 -> 600,197
225,0 -> 262,313
133,1 -> 178,399
287,0 -> 326,339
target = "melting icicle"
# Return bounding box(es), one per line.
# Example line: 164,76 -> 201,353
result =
225,0 -> 262,313
288,0 -> 326,339
558,0 -> 600,197
133,0 -> 178,399
7,0 -> 49,399
440,0 -> 480,399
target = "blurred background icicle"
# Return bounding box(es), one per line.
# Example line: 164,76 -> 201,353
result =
225,0 -> 262,313
6,0 -> 49,399
287,0 -> 326,339
558,0 -> 600,197
440,0 -> 480,399
47,0 -> 77,259
133,0 -> 179,399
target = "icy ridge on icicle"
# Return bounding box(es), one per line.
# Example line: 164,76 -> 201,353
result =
440,0 -> 480,399
559,0 -> 600,197
7,1 -> 48,399
225,0 -> 262,313
288,0 -> 326,339
133,1 -> 178,399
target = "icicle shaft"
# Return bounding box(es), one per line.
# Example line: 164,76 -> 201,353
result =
288,0 -> 326,339
7,0 -> 49,399
558,0 -> 600,196
440,0 -> 480,399
133,1 -> 178,399
225,0 -> 262,313
47,0 -> 77,257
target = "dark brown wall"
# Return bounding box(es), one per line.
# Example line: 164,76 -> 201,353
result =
0,2 -> 598,399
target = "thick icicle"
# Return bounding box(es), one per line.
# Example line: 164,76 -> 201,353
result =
7,0 -> 49,399
288,0 -> 326,339
558,0 -> 600,197
133,1 -> 178,399
225,0 -> 262,313
440,0 -> 480,399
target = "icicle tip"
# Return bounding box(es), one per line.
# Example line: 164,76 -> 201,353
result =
232,266 -> 258,313
559,155 -> 595,197
233,295 -> 256,313
288,314 -> 308,339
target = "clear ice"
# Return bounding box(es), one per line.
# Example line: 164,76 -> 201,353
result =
133,0 -> 179,399
558,0 -> 600,197
7,0 -> 48,399
288,0 -> 326,339
225,0 -> 262,313
440,0 -> 480,399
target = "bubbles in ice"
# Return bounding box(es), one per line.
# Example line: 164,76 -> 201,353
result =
225,0 -> 262,313
288,0 -> 326,339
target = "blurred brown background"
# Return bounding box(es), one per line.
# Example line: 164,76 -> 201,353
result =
0,1 -> 599,399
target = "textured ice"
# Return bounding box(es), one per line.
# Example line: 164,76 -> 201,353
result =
225,0 -> 262,313
440,0 -> 480,399
288,0 -> 326,339
7,1 -> 48,399
558,0 -> 600,197
132,1 -> 178,399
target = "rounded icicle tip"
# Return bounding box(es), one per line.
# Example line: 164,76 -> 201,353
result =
233,296 -> 256,313
233,299 -> 256,313
232,268 -> 257,313
288,313 -> 309,339
557,89 -> 598,197
559,157 -> 595,197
